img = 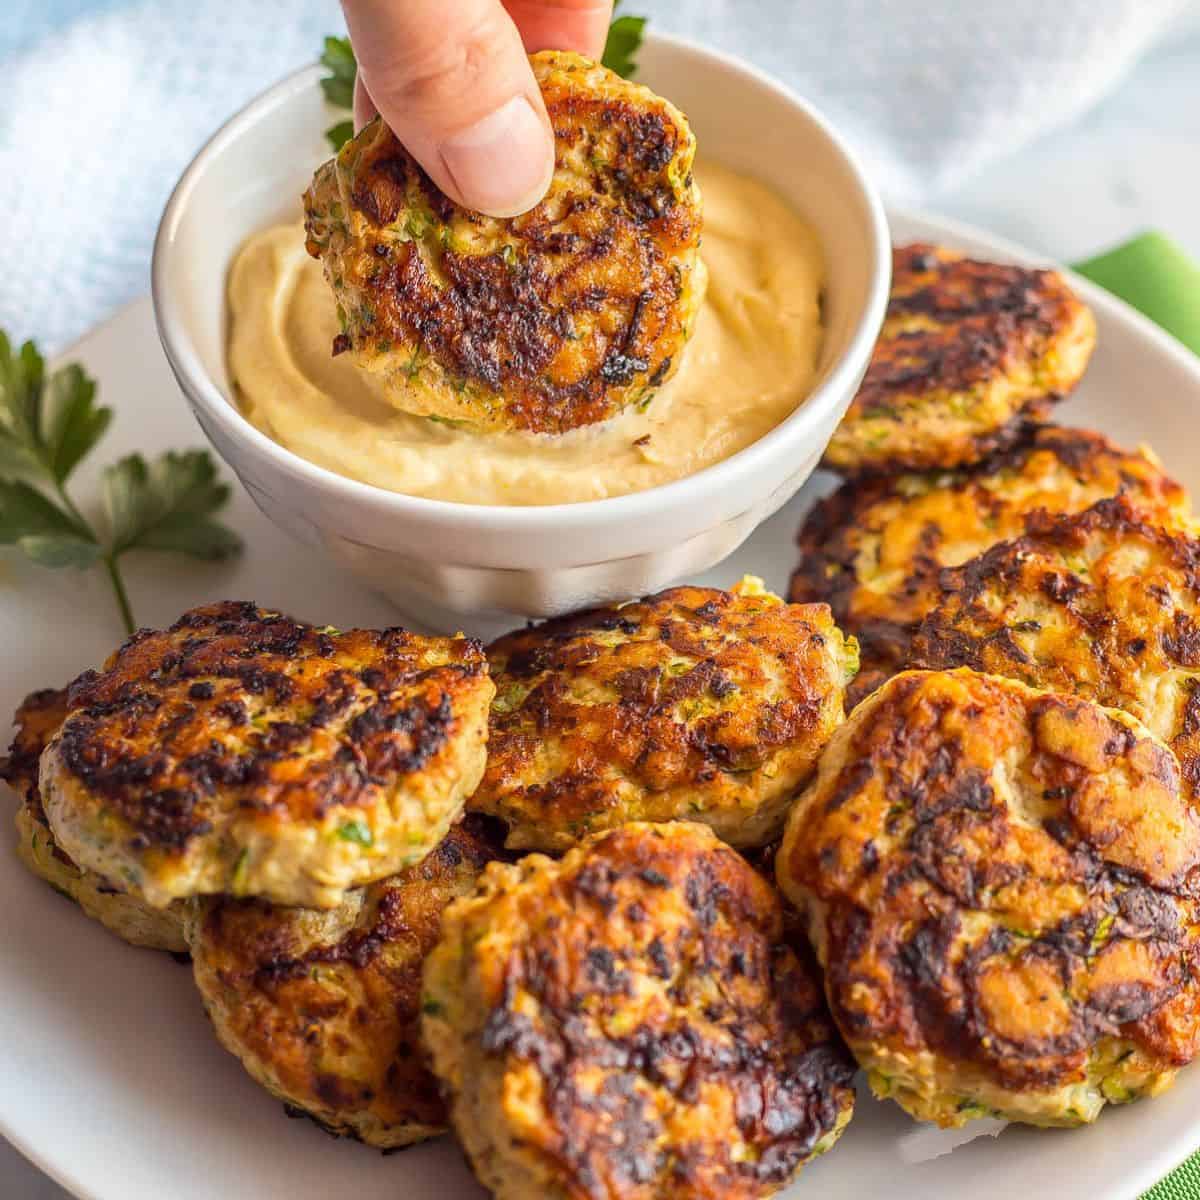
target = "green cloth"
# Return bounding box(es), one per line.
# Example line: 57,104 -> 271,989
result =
1145,1151 -> 1200,1200
1073,232 -> 1200,1198
1072,231 -> 1200,357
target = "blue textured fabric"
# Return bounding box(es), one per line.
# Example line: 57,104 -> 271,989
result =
2,0 -> 126,58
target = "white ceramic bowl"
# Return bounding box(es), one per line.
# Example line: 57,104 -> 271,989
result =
152,33 -> 889,631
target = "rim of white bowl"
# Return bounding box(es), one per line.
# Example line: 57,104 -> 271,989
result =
152,32 -> 890,531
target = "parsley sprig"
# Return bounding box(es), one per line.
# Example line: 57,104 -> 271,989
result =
0,332 -> 242,635
319,6 -> 648,151
602,1 -> 647,79
319,36 -> 356,152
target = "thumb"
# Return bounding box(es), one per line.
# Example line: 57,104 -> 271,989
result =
341,0 -> 555,218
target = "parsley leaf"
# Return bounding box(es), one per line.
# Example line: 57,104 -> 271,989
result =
0,331 -> 242,634
319,36 -> 356,109
325,118 -> 355,153
0,479 -> 90,542
0,334 -> 113,484
602,3 -> 647,79
19,534 -> 102,569
0,475 -> 102,568
320,37 -> 358,151
103,451 -> 242,560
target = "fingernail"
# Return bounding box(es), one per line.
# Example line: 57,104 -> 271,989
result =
440,96 -> 554,218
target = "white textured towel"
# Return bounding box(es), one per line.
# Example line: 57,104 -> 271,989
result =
2,0 -> 1194,349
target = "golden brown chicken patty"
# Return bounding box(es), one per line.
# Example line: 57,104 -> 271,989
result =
469,578 -> 856,852
911,495 -> 1200,792
3,688 -> 187,953
776,669 -> 1200,1128
422,821 -> 856,1200
186,816 -> 501,1148
303,50 -> 704,434
824,244 -> 1096,475
790,426 -> 1189,706
39,602 -> 493,910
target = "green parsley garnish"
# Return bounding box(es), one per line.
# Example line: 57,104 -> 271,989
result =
0,332 -> 242,635
337,819 -> 374,847
319,36 -> 356,108
602,2 -> 648,79
325,119 -> 354,154
319,37 -> 357,151
318,3 -> 650,154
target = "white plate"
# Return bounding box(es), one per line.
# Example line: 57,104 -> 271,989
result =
3,211 -> 1200,1200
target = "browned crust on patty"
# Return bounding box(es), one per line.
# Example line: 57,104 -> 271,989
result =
303,51 -> 703,434
39,601 -> 491,907
4,686 -> 75,864
2,687 -> 69,819
5,685 -> 190,952
470,583 -> 851,851
777,669 -> 1200,1123
911,495 -> 1200,791
53,602 -> 483,844
824,244 -> 1096,475
790,426 -> 1190,705
188,817 -> 502,1146
423,821 -> 855,1199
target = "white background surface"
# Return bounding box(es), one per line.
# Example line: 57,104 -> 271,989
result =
4,31 -> 1200,1200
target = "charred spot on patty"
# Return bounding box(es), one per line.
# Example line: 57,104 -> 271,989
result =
188,818 -> 502,1148
5,684 -> 188,952
1,686 -> 69,812
38,601 -> 493,909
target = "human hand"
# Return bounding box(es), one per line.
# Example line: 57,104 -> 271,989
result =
341,0 -> 614,218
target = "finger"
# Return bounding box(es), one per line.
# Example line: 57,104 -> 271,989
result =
341,0 -> 555,218
502,0 -> 614,57
353,74 -> 377,132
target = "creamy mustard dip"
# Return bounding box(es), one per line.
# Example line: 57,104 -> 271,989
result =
227,161 -> 824,506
